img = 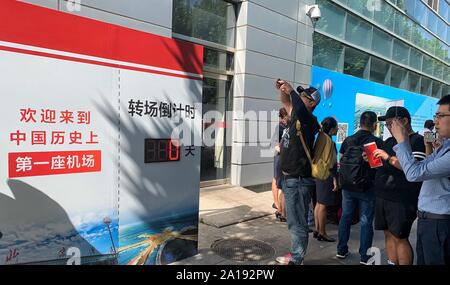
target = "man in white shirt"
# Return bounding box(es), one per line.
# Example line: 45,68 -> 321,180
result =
418,120 -> 435,136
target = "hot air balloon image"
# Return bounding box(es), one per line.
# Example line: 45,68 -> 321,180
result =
322,79 -> 333,100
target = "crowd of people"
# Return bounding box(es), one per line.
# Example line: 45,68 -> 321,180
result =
271,79 -> 450,265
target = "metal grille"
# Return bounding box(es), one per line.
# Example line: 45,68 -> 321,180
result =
211,238 -> 275,262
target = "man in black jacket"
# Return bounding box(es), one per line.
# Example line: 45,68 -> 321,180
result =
372,107 -> 426,265
336,111 -> 383,264
276,80 -> 321,265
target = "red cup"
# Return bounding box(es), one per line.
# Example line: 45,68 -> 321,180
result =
364,142 -> 383,168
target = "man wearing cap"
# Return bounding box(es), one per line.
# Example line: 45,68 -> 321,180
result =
276,80 -> 321,265
372,106 -> 426,265
389,95 -> 450,265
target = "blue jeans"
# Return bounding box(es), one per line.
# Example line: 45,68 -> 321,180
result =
282,176 -> 314,264
337,190 -> 375,258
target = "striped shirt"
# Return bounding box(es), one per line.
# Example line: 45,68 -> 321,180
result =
393,138 -> 450,215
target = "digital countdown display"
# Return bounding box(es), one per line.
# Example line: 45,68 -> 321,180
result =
144,139 -> 180,163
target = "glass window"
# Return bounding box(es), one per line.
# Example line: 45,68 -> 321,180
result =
405,0 -> 416,15
372,27 -> 393,58
440,1 -> 449,20
427,10 -> 438,35
432,80 -> 442,98
393,39 -> 410,65
413,0 -> 428,25
313,33 -> 344,72
201,76 -> 233,181
427,0 -> 439,11
390,65 -> 408,88
408,72 -> 421,93
433,60 -> 444,79
316,0 -> 346,39
370,57 -> 390,84
334,0 -> 347,5
347,0 -> 373,19
409,48 -> 423,70
447,27 -> 450,44
374,0 -> 395,31
442,85 -> 450,98
346,14 -> 372,49
204,48 -> 234,72
396,0 -> 406,10
394,11 -> 412,41
437,20 -> 447,40
344,46 -> 370,78
445,66 -> 450,83
435,41 -> 446,60
173,0 -> 236,47
411,23 -> 425,48
422,28 -> 435,54
421,76 -> 432,96
446,45 -> 450,64
422,54 -> 435,75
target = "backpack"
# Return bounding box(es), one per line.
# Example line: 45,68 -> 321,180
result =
296,120 -> 336,181
338,137 -> 371,192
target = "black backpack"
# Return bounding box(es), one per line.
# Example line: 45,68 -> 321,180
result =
338,137 -> 372,192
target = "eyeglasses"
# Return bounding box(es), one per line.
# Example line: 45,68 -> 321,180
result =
433,113 -> 450,120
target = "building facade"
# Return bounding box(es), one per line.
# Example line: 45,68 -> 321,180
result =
314,0 -> 449,98
20,0 -> 450,189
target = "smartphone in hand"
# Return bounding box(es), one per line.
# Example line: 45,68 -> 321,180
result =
424,131 -> 435,143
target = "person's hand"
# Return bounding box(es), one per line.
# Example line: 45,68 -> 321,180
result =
332,177 -> 339,192
373,149 -> 389,161
279,81 -> 293,95
433,137 -> 443,149
275,79 -> 283,89
390,119 -> 409,144
275,143 -> 281,153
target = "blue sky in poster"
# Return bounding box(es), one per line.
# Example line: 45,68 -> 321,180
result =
311,66 -> 439,149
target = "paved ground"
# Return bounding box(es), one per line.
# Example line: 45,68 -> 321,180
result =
172,184 -> 418,265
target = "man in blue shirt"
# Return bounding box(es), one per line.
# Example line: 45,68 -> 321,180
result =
390,94 -> 450,265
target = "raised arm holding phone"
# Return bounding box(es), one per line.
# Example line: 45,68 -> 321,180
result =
388,95 -> 450,265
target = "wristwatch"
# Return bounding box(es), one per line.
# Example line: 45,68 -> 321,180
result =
386,155 -> 392,164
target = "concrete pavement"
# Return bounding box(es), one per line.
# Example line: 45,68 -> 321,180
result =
172,184 -> 417,265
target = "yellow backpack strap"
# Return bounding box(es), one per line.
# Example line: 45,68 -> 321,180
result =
296,120 -> 302,137
296,119 -> 313,164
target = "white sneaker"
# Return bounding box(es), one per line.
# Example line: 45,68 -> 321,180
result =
276,253 -> 292,265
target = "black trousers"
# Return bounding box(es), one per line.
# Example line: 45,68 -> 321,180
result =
417,218 -> 450,265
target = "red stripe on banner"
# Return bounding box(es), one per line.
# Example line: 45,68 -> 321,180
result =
8,150 -> 101,178
0,45 -> 202,80
0,0 -> 203,76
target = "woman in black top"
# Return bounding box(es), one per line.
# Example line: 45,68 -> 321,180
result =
272,108 -> 289,221
314,117 -> 339,242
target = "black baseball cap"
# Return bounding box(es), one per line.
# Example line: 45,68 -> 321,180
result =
296,86 -> 321,104
378,106 -> 411,122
